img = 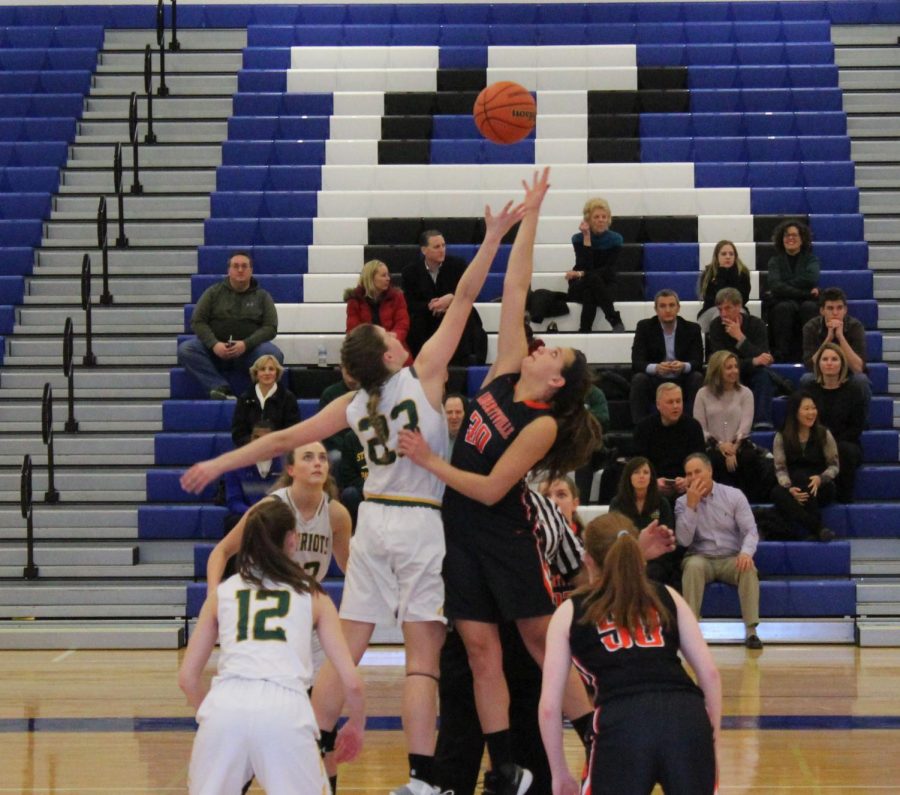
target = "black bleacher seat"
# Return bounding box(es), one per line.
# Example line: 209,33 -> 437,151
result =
289,365 -> 344,399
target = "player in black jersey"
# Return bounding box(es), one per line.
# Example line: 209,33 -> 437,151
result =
539,512 -> 721,795
398,169 -> 601,795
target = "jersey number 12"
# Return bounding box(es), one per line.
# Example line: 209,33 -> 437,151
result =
235,589 -> 290,642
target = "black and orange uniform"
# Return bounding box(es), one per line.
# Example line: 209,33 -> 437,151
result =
442,373 -> 554,622
568,584 -> 716,795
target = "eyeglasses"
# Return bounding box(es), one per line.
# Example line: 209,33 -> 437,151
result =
783,232 -> 800,239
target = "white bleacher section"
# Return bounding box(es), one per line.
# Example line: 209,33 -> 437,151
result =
277,44 -> 756,364
273,300 -> 766,366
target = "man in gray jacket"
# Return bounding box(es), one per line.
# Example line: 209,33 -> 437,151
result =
177,251 -> 282,399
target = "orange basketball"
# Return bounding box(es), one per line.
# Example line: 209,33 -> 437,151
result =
473,81 -> 536,145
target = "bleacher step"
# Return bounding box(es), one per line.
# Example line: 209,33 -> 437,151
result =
700,619 -> 854,645
852,140 -> 900,162
17,306 -> 183,328
98,51 -> 244,72
866,244 -> 900,269
53,194 -> 210,216
69,143 -> 223,168
843,92 -> 900,113
57,168 -> 217,192
861,192 -> 900,214
0,563 -> 191,578
833,25 -> 900,46
0,368 -> 170,391
26,277 -> 188,299
91,74 -> 238,95
857,622 -> 900,647
78,119 -> 228,139
0,435 -> 154,457
867,220 -> 900,244
836,47 -> 900,69
7,336 -> 175,359
856,165 -> 900,188
44,220 -> 204,244
0,544 -> 138,566
0,468 -> 148,493
847,117 -> 900,139
0,506 -> 137,541
103,29 -> 247,49
0,620 -> 185,650
34,247 -> 196,273
83,96 -> 233,118
0,401 -> 161,424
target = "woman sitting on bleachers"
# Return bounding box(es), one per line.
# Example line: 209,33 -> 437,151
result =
805,343 -> 865,503
693,350 -> 763,499
696,240 -> 751,333
609,456 -> 681,589
231,354 -> 299,448
770,392 -> 838,542
566,197 -> 625,333
765,219 -> 820,363
345,259 -> 412,364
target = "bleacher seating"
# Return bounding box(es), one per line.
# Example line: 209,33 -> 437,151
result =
76,1 -> 893,632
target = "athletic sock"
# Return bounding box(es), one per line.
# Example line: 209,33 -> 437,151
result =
484,729 -> 513,770
571,712 -> 595,749
329,775 -> 337,794
409,754 -> 434,784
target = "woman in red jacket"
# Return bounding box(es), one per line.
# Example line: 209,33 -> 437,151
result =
345,259 -> 412,364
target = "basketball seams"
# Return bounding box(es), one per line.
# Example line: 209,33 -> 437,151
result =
473,81 -> 536,145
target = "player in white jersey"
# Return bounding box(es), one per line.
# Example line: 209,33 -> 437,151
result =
206,441 -> 351,675
182,189 -> 527,795
179,500 -> 364,795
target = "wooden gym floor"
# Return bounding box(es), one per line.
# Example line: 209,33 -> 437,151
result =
2,644 -> 900,793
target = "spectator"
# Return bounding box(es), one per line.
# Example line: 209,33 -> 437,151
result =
676,452 -> 763,650
567,197 -> 625,332
708,287 -> 775,430
401,229 -> 487,364
222,420 -> 283,533
630,289 -> 704,424
770,393 -> 838,542
697,240 -> 752,333
345,259 -> 412,364
693,350 -> 762,498
573,382 -> 611,503
177,251 -> 282,400
632,382 -> 705,501
610,456 -> 681,589
443,392 -> 467,455
801,287 -> 871,412
806,343 -> 865,503
765,219 -> 820,363
231,354 -> 299,448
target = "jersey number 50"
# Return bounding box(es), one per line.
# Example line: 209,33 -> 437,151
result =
235,589 -> 290,642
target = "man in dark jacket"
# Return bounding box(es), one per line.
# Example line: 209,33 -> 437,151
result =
630,289 -> 704,424
401,229 -> 487,364
177,251 -> 282,399
708,287 -> 775,429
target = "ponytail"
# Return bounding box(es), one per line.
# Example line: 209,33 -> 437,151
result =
577,512 -> 671,635
341,324 -> 392,446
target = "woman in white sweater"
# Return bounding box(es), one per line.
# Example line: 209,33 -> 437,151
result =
693,350 -> 760,499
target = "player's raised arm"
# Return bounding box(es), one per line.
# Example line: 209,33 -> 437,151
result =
485,167 -> 551,385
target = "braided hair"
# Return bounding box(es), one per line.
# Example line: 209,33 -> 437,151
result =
340,323 -> 393,446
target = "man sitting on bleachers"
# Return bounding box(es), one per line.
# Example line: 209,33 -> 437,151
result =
177,251 -> 283,400
632,382 -> 705,501
629,289 -> 704,424
708,287 -> 775,430
800,287 -> 872,411
401,229 -> 487,365
676,452 -> 763,650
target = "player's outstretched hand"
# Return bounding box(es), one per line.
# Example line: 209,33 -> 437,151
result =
521,166 -> 551,213
396,428 -> 434,465
484,199 -> 526,240
638,520 -> 677,561
334,720 -> 364,763
180,459 -> 221,494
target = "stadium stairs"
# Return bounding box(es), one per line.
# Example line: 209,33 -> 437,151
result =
2,4 -> 900,649
0,24 -> 247,649
833,23 -> 900,645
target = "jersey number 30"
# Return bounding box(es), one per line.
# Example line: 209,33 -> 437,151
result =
236,589 -> 290,642
357,399 -> 418,466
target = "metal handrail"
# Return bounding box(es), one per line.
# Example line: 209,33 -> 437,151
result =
97,196 -> 113,305
63,317 -> 79,433
41,384 -> 60,504
80,253 -> 97,367
143,44 -> 157,144
169,0 -> 181,51
128,92 -> 143,194
113,143 -> 128,247
21,455 -> 39,579
156,0 -> 170,96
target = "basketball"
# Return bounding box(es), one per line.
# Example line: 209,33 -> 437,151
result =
473,81 -> 537,145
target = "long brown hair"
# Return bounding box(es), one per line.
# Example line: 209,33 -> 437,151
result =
780,391 -> 828,460
698,239 -> 749,298
704,350 -> 741,397
577,512 -> 671,634
237,501 -> 322,595
534,349 -> 602,482
614,456 -> 663,520
340,323 -> 392,445
271,444 -> 339,500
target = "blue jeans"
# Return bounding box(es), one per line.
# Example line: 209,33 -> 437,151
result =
177,337 -> 284,395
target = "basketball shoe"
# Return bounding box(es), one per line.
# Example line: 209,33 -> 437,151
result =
483,764 -> 533,795
389,779 -> 451,795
